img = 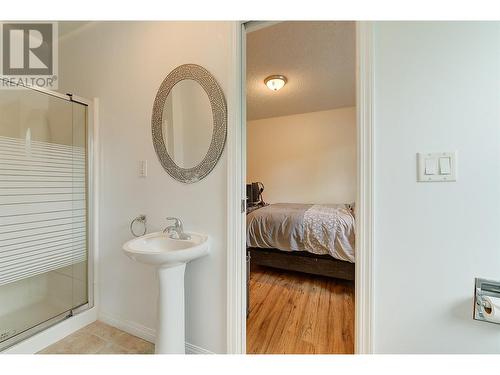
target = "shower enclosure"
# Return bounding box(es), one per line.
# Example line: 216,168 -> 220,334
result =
0,81 -> 93,351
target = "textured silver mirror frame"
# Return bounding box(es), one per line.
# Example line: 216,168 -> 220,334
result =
152,64 -> 227,183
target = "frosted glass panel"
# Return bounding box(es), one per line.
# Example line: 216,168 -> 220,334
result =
0,87 -> 88,346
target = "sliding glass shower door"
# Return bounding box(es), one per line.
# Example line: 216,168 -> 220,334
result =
0,84 -> 91,350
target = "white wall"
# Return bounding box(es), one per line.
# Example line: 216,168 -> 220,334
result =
373,21 -> 500,353
59,22 -> 234,353
247,107 -> 356,204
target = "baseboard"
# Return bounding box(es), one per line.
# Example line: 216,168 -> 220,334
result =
185,342 -> 214,354
98,310 -> 214,354
3,307 -> 98,354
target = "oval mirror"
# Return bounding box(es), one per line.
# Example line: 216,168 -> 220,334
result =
162,80 -> 213,169
152,64 -> 227,183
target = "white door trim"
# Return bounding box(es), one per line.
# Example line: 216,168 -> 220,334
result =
226,21 -> 375,354
355,21 -> 375,354
226,21 -> 246,354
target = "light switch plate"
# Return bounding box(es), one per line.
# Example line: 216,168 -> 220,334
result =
417,152 -> 457,182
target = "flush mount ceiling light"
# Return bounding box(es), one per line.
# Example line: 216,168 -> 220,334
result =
264,75 -> 287,91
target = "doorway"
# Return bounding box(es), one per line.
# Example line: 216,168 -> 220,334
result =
225,21 -> 374,354
245,21 -> 356,354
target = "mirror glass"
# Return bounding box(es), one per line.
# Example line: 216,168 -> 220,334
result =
161,79 -> 213,169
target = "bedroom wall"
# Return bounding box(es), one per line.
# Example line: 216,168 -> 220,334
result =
247,107 -> 356,204
58,21 -> 235,353
373,21 -> 500,353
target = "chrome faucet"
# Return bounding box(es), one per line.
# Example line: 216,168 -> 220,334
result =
163,217 -> 191,240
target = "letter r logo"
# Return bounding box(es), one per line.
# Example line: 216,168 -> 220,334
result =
2,23 -> 53,75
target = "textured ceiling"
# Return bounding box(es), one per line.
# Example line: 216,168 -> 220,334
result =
246,21 -> 355,121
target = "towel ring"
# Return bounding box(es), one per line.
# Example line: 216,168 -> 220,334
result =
130,215 -> 147,237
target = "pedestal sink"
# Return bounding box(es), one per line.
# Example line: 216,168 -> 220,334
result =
122,231 -> 209,354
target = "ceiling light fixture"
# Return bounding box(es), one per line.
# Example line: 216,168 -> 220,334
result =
264,75 -> 287,91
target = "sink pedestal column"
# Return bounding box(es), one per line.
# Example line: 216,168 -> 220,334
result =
156,263 -> 186,354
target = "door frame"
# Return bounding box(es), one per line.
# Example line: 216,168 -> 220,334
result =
226,21 -> 375,354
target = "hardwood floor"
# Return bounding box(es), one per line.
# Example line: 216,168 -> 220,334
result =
247,265 -> 354,354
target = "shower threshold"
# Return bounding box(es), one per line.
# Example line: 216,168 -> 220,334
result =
0,299 -> 87,352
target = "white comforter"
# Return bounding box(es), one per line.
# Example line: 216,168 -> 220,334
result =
246,203 -> 355,263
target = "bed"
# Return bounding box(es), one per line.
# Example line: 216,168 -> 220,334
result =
246,203 -> 355,281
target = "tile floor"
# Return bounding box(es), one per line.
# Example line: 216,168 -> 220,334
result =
38,321 -> 154,354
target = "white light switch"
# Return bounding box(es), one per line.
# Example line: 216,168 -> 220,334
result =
439,157 -> 451,175
425,158 -> 438,175
417,152 -> 457,182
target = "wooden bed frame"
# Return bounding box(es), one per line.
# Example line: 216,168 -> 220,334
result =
247,247 -> 355,281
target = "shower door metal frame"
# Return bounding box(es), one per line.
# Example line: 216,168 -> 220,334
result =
0,81 -> 95,351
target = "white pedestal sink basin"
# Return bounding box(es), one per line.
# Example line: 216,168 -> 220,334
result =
122,231 -> 209,354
